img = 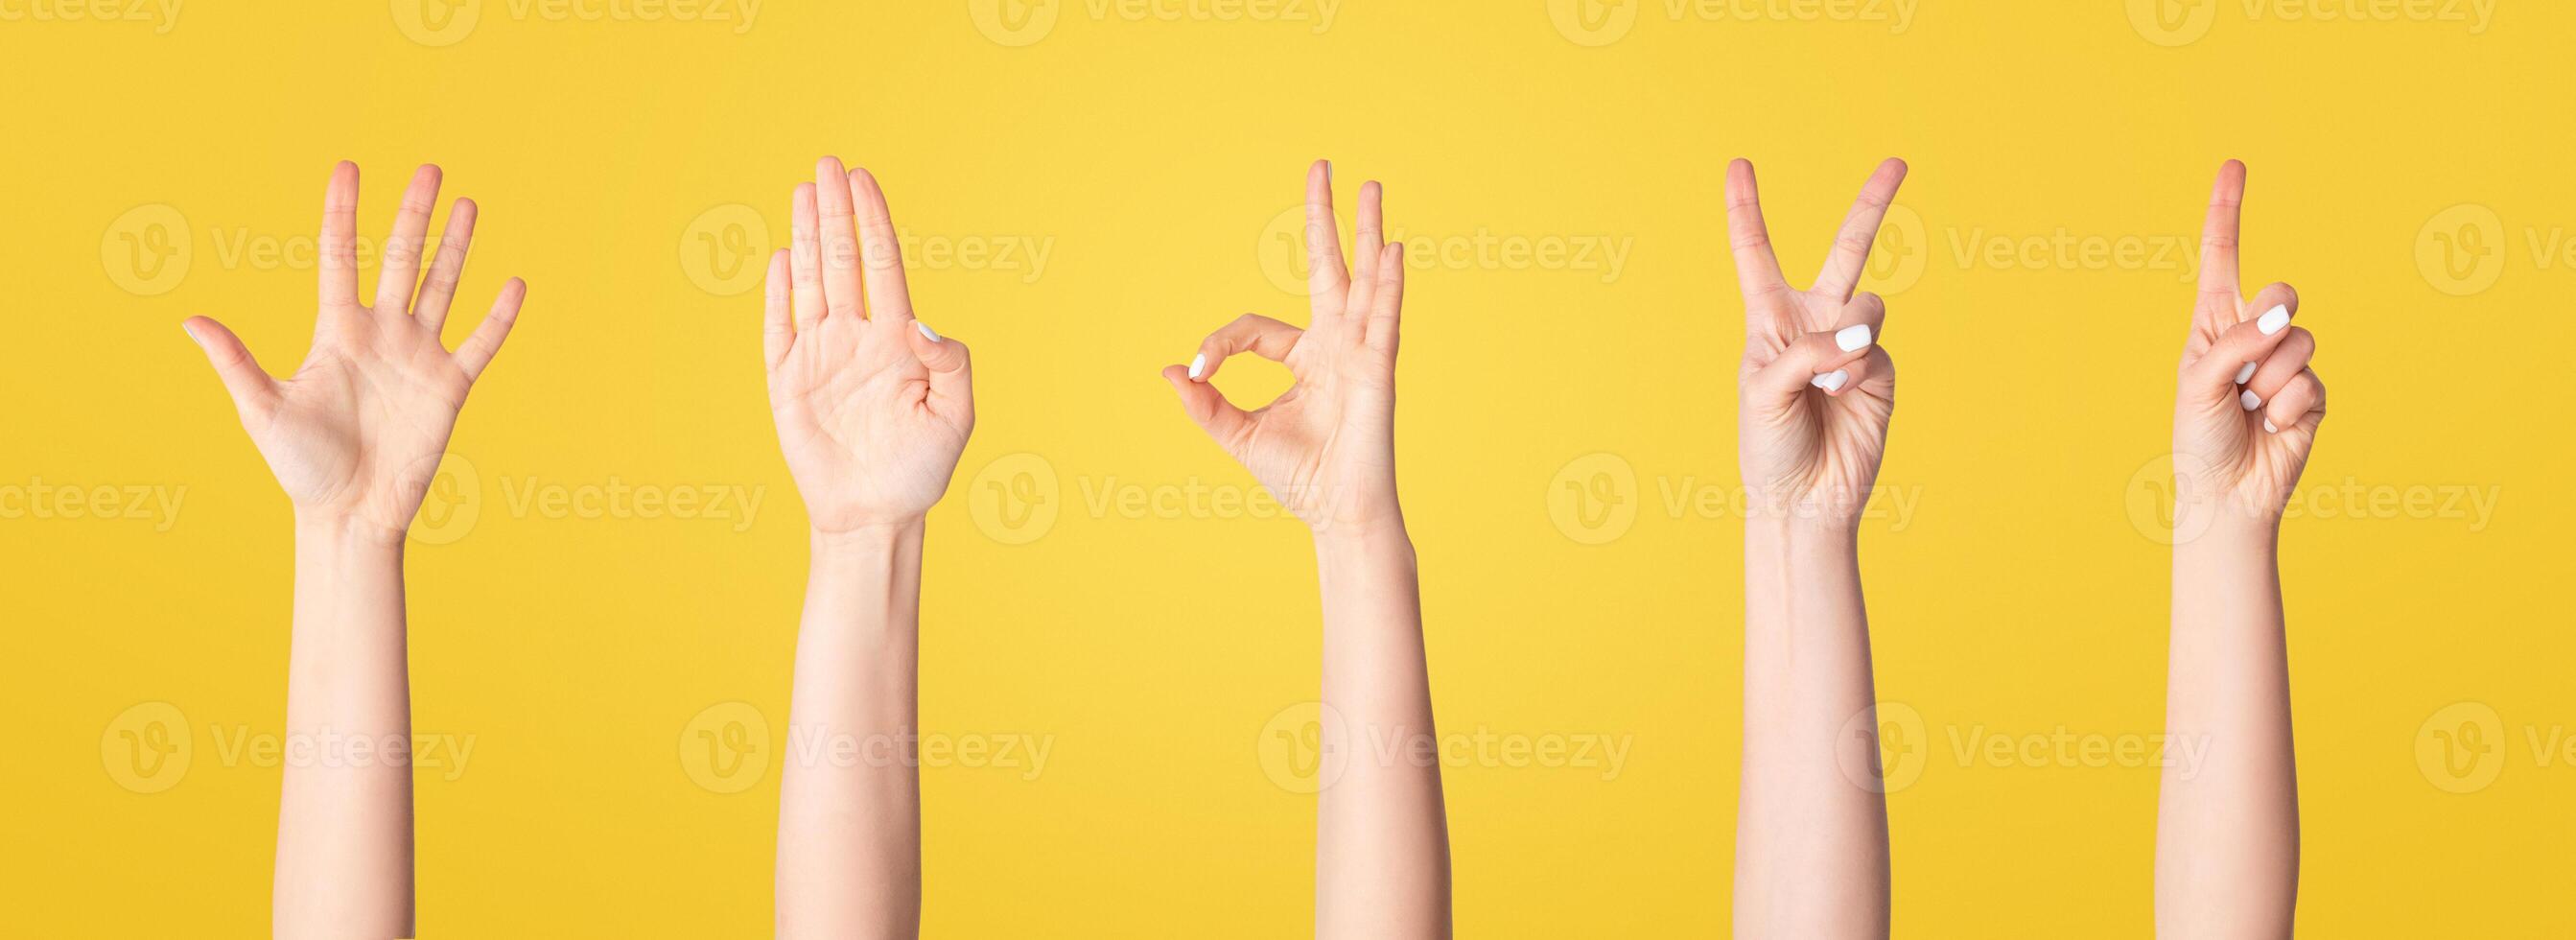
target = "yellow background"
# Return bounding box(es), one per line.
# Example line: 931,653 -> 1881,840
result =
4,1 -> 2568,935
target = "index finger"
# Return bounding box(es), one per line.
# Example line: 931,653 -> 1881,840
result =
1723,158 -> 1790,304
2196,159 -> 2246,325
1812,157 -> 1908,302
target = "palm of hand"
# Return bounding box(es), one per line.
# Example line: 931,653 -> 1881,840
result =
186,162 -> 526,542
768,317 -> 967,533
1724,158 -> 1908,521
1166,162 -> 1407,535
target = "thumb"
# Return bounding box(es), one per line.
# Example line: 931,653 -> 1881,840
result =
906,320 -> 973,429
1161,364 -> 1253,453
182,317 -> 277,419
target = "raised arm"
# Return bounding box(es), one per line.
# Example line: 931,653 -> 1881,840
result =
766,158 -> 975,939
183,161 -> 526,938
1723,157 -> 1908,939
1162,161 -> 1448,937
2155,160 -> 2320,939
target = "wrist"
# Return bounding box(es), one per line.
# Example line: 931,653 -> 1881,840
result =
293,510 -> 407,551
810,520 -> 925,562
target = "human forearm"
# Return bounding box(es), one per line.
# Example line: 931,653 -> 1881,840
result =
1312,519 -> 1450,939
777,523 -> 925,939
274,514 -> 413,939
1735,517 -> 1887,939
2156,521 -> 2297,938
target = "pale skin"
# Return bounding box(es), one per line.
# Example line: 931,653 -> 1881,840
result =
1723,156 -> 1908,940
2155,160 -> 2322,939
1162,161 -> 1448,938
767,156 -> 973,940
183,160 -> 527,939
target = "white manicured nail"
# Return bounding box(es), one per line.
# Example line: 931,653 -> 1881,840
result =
1187,353 -> 1206,380
915,321 -> 941,342
2263,418 -> 2279,434
1811,370 -> 1847,391
181,322 -> 200,344
2257,304 -> 2290,336
2234,361 -> 2257,384
1834,324 -> 1873,352
2240,389 -> 2262,411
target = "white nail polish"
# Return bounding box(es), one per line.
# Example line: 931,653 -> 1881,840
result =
2240,389 -> 2262,411
2257,304 -> 2290,336
2234,361 -> 2257,385
2263,419 -> 2279,434
915,321 -> 941,342
1812,370 -> 1848,391
1187,354 -> 1206,380
181,322 -> 200,343
1834,324 -> 1873,352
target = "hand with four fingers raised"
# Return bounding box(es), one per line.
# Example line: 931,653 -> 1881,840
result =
2172,160 -> 2326,529
1164,160 -> 1408,539
1724,157 -> 1909,527
184,161 -> 526,544
763,157 -> 975,537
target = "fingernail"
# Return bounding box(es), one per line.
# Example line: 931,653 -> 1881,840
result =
2263,419 -> 2279,434
2234,361 -> 2257,385
1812,370 -> 1848,391
915,321 -> 941,342
1187,353 -> 1206,380
181,321 -> 200,343
2240,389 -> 2262,411
1323,160 -> 1333,183
2257,304 -> 2290,336
1834,324 -> 1873,352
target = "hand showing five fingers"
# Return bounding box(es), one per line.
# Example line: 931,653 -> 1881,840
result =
185,161 -> 526,543
1725,158 -> 1908,525
764,157 -> 975,536
1164,161 -> 1408,537
2173,160 -> 2327,527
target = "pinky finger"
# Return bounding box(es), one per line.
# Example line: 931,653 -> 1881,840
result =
457,277 -> 527,382
762,249 -> 793,368
1815,346 -> 1893,398
2261,367 -> 2325,435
